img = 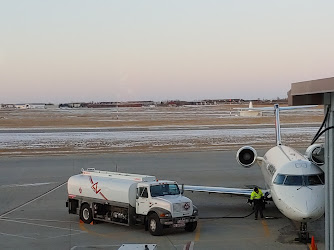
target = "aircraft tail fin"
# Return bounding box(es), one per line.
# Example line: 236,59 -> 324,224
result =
237,104 -> 317,146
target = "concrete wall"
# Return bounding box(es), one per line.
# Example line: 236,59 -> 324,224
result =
288,77 -> 334,105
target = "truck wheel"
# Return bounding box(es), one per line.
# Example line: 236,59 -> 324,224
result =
80,203 -> 93,224
148,214 -> 163,236
185,221 -> 197,232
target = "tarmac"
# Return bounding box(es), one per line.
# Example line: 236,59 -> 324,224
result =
0,151 -> 325,249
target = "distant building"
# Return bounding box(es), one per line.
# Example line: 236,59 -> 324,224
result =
15,104 -> 30,109
59,103 -> 82,108
12,103 -> 49,109
72,103 -> 81,108
1,104 -> 15,109
29,103 -> 46,109
44,104 -> 57,109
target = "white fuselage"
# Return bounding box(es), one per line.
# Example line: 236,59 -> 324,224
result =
258,145 -> 325,222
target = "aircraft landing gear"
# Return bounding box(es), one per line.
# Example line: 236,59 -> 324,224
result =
295,222 -> 311,243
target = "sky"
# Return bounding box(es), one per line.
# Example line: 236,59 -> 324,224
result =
1,1 -> 334,103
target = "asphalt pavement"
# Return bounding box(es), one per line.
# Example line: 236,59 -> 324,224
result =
0,151 -> 325,249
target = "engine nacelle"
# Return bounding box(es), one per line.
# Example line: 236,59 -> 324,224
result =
306,144 -> 324,166
236,146 -> 257,168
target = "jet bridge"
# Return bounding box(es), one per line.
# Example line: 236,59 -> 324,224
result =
288,77 -> 334,250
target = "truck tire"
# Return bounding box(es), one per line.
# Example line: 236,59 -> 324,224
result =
185,221 -> 197,232
148,213 -> 163,236
80,203 -> 93,224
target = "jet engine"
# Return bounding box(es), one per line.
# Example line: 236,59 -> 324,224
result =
236,146 -> 257,168
306,144 -> 324,166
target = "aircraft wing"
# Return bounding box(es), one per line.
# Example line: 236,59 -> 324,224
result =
182,185 -> 271,198
183,185 -> 253,196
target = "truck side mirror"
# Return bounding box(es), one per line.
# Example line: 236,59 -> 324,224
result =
181,184 -> 184,195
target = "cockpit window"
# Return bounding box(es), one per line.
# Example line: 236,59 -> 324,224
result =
284,175 -> 303,186
306,175 -> 322,185
273,174 -> 286,184
319,173 -> 325,184
273,173 -> 325,186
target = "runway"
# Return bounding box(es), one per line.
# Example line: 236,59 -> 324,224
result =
0,151 -> 325,249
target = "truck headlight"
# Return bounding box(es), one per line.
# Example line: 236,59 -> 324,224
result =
192,205 -> 198,216
160,212 -> 171,218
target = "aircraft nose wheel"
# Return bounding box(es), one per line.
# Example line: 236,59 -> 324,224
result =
295,222 -> 311,243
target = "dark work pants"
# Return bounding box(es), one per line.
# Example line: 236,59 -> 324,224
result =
254,200 -> 263,219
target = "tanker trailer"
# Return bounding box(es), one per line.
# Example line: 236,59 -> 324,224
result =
66,168 -> 198,236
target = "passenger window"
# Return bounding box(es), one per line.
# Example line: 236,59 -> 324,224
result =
267,164 -> 276,176
273,174 -> 286,185
284,175 -> 303,186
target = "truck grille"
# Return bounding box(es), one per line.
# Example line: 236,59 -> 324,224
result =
173,202 -> 191,214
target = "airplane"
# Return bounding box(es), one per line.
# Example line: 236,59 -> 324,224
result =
183,104 -> 325,243
234,101 -> 263,117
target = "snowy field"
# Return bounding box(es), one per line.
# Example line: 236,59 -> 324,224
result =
0,126 -> 323,155
0,105 -> 325,155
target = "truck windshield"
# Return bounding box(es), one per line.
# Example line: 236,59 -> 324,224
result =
150,184 -> 180,197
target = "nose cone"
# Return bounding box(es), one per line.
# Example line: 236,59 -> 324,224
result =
293,197 -> 324,222
274,185 -> 324,222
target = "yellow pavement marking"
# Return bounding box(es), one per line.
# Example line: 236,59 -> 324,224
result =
79,223 -> 127,239
194,221 -> 201,241
261,220 -> 270,237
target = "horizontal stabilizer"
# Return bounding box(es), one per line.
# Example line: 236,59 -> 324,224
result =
235,105 -> 317,111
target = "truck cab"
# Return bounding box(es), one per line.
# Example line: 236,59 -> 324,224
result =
136,181 -> 198,235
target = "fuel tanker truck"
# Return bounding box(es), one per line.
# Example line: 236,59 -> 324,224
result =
66,168 -> 198,236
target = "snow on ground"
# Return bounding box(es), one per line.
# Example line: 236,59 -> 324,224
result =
0,126 -> 322,154
0,106 -> 324,154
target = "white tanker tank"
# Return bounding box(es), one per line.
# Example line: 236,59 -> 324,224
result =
66,168 -> 198,236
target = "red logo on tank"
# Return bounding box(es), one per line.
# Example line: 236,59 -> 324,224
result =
89,176 -> 108,201
91,182 -> 101,194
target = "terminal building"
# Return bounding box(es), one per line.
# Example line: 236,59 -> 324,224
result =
289,76 -> 334,250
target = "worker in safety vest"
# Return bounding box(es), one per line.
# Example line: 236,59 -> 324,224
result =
249,187 -> 264,220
